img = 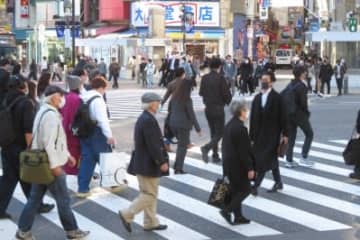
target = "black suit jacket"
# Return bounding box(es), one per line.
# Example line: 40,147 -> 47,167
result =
250,89 -> 288,171
293,80 -> 310,119
357,110 -> 360,134
127,111 -> 168,177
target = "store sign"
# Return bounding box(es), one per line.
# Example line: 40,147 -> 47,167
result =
259,7 -> 268,20
131,1 -> 220,27
20,0 -> 29,18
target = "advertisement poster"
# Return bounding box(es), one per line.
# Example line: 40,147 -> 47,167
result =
233,14 -> 248,59
20,0 -> 29,18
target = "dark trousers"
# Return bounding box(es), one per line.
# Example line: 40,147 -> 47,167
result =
306,77 -> 312,92
28,71 -> 37,81
254,167 -> 282,188
109,74 -> 119,88
321,79 -> 331,94
172,127 -> 190,171
224,190 -> 250,219
0,145 -> 32,214
336,77 -> 343,95
52,72 -> 62,82
18,175 -> 78,232
204,108 -> 225,157
286,116 -> 314,162
354,160 -> 360,174
240,77 -> 254,94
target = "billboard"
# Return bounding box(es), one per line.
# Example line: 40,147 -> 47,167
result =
131,1 -> 220,27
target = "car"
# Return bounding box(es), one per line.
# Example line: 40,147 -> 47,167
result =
275,49 -> 295,68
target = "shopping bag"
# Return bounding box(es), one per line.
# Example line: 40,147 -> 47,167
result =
343,138 -> 360,165
99,152 -> 128,188
207,177 -> 231,208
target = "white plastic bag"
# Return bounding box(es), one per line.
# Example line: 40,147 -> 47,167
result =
99,152 -> 128,188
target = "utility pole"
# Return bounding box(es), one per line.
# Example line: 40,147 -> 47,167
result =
72,0 -> 76,67
181,3 -> 186,54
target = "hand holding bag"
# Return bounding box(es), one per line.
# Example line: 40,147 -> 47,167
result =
207,176 -> 231,209
343,128 -> 360,165
20,109 -> 57,185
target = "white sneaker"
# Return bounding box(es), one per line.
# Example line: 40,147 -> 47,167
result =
285,161 -> 298,168
15,230 -> 35,240
299,158 -> 315,167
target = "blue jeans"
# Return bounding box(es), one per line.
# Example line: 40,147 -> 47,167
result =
78,127 -> 111,193
18,174 -> 78,232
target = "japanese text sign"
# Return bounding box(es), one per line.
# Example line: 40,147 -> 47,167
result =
131,1 -> 220,27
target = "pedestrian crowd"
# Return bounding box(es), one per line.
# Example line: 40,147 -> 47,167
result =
0,51 -> 358,240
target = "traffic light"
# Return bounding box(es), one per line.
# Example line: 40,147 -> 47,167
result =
349,17 -> 358,32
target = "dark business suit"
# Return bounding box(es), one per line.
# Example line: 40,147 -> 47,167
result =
286,80 -> 314,162
250,89 -> 288,187
222,118 -> 254,218
354,110 -> 360,175
169,96 -> 200,171
199,70 -> 232,159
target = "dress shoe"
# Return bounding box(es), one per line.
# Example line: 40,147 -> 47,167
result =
174,170 -> 187,175
212,156 -> 221,163
219,210 -> 232,225
144,224 -> 168,231
201,146 -> 209,163
38,203 -> 55,214
251,187 -> 258,196
267,182 -> 283,193
0,212 -> 12,219
233,216 -> 251,225
349,172 -> 360,180
118,211 -> 132,233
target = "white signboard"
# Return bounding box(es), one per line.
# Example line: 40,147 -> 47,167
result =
271,0 -> 304,7
131,1 -> 220,27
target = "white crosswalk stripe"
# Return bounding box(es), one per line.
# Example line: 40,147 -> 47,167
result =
106,89 -> 254,120
1,139 -> 359,240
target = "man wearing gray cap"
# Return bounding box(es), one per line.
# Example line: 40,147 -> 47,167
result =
119,92 -> 169,233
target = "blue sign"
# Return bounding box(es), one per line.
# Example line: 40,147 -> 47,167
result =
309,22 -> 320,32
199,6 -> 213,21
165,6 -> 175,21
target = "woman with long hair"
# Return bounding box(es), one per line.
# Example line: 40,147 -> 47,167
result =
37,72 -> 51,98
169,71 -> 201,174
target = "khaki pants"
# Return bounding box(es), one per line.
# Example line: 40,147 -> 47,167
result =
122,175 -> 160,229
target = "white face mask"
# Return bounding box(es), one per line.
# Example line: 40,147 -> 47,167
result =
59,97 -> 66,109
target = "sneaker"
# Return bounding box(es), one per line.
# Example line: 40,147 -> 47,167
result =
76,192 -> 91,199
299,158 -> 315,167
15,230 -> 35,240
285,161 -> 298,168
66,229 -> 90,240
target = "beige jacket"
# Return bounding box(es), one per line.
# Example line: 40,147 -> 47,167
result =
32,104 -> 70,169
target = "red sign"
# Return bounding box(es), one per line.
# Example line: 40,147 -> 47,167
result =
20,0 -> 29,18
99,0 -> 130,22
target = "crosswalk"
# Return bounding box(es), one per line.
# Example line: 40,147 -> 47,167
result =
1,139 -> 359,240
106,89 -> 254,120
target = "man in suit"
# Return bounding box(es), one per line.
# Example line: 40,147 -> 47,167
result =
223,55 -> 237,95
286,66 -> 314,168
199,58 -> 232,163
319,57 -> 334,95
350,110 -> 360,180
250,71 -> 288,196
119,93 -> 169,233
167,53 -> 180,84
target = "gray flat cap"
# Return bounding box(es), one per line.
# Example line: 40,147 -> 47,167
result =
141,92 -> 162,103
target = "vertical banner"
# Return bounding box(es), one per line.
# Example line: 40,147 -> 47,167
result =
20,0 -> 29,18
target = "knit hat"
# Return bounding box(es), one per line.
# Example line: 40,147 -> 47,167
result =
67,75 -> 81,90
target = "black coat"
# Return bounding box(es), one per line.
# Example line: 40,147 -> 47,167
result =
127,111 -> 169,177
222,118 -> 254,192
319,63 -> 334,81
357,110 -> 360,134
250,89 -> 288,172
293,80 -> 310,119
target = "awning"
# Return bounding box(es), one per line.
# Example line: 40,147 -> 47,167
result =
306,31 -> 360,42
95,26 -> 128,36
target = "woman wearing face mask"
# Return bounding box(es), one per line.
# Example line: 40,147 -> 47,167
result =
77,76 -> 115,198
238,57 -> 254,96
249,71 -> 289,196
221,100 -> 255,225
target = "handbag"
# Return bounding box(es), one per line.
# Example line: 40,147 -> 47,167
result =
99,151 -> 128,188
207,177 -> 231,209
20,109 -> 57,185
343,128 -> 360,165
277,139 -> 288,158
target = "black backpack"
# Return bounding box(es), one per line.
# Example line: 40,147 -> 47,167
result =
71,96 -> 100,138
0,96 -> 26,148
280,81 -> 301,116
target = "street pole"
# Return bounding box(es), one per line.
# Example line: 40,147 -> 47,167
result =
182,3 -> 186,55
72,0 -> 76,67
